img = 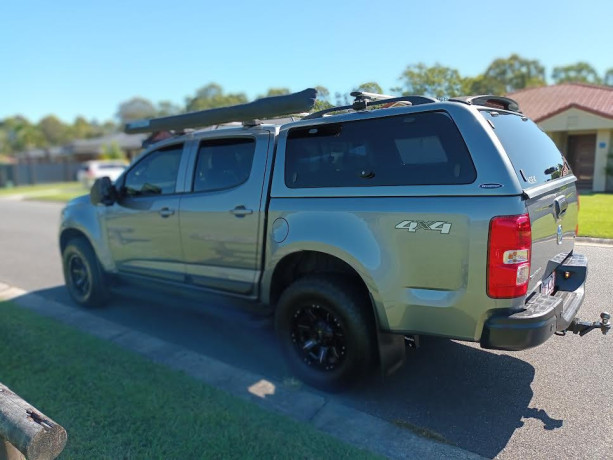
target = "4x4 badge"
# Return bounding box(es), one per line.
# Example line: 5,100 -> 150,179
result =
395,220 -> 452,234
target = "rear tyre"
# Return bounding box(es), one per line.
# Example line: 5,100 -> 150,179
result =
62,237 -> 110,308
275,276 -> 375,391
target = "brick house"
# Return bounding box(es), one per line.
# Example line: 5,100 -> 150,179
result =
509,83 -> 613,191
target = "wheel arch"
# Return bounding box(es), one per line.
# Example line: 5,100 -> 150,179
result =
59,228 -> 92,253
264,248 -> 387,330
266,248 -> 407,379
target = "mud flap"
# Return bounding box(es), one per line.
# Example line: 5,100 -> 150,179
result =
377,329 -> 406,377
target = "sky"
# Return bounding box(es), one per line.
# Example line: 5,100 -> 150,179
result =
2,0 -> 612,124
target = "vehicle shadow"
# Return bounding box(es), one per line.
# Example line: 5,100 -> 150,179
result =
28,285 -> 285,378
26,286 -> 554,458
341,337 -> 553,458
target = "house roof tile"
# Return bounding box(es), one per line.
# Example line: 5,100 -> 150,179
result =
508,83 -> 613,122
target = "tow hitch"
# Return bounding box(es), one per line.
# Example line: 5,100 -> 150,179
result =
558,312 -> 611,337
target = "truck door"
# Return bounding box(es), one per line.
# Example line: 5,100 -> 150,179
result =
178,132 -> 271,295
106,142 -> 187,281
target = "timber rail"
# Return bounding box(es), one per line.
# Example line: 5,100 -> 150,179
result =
0,383 -> 66,460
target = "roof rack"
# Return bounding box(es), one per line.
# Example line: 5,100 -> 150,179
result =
304,92 -> 438,120
449,95 -> 521,112
124,88 -> 318,134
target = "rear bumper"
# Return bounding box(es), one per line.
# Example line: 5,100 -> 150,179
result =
481,253 -> 587,351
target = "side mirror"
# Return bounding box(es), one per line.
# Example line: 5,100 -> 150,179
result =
90,177 -> 117,206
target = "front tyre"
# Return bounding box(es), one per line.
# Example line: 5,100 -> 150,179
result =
62,237 -> 110,308
275,276 -> 374,391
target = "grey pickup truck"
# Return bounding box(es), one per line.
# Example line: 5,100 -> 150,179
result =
59,89 -> 609,390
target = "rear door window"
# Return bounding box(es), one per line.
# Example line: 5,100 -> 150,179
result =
192,138 -> 255,192
284,111 -> 476,188
480,110 -> 571,186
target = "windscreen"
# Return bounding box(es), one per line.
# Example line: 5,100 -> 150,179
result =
480,110 -> 572,187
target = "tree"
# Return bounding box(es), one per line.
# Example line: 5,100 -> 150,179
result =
100,120 -> 117,134
399,63 -> 464,98
461,74 -> 506,96
70,116 -> 98,140
258,88 -> 290,99
100,141 -> 126,160
38,115 -> 69,146
604,68 -> 613,87
116,97 -> 157,124
0,116 -> 45,153
312,85 -> 334,111
484,54 -> 546,92
185,83 -> 248,112
157,100 -> 182,117
354,82 -> 384,94
315,85 -> 330,100
334,91 -> 350,106
552,62 -> 602,84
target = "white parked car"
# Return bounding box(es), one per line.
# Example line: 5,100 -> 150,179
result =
77,160 -> 128,188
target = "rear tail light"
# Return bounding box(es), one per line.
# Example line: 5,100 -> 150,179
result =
487,214 -> 532,298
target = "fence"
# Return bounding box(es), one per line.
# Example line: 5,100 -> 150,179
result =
0,162 -> 81,188
0,382 -> 66,460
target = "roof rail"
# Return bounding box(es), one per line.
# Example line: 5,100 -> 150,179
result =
304,93 -> 438,120
124,88 -> 318,134
449,95 -> 521,112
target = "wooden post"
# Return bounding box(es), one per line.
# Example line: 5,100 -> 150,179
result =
0,383 -> 66,460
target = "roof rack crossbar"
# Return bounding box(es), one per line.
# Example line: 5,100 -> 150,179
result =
349,90 -> 397,101
304,94 -> 438,120
125,88 -> 318,134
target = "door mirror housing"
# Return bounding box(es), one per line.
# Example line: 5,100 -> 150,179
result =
90,177 -> 117,206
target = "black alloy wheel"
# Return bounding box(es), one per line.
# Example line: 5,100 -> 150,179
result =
275,276 -> 374,391
291,303 -> 347,371
67,253 -> 91,298
62,237 -> 110,308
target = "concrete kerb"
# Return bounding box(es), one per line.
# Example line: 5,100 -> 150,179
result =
0,282 -> 485,460
575,236 -> 613,246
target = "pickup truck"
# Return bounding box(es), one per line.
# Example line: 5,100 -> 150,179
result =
59,89 -> 609,390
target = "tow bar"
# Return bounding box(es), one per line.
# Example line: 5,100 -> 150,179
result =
558,312 -> 611,337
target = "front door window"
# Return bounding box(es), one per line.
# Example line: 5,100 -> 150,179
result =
123,145 -> 183,196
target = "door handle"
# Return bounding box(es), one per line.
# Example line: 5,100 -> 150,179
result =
159,207 -> 175,218
230,206 -> 253,217
554,196 -> 568,218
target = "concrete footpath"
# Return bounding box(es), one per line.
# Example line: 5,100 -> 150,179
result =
0,282 -> 483,460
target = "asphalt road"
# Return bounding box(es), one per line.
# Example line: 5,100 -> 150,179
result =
1,199 -> 612,459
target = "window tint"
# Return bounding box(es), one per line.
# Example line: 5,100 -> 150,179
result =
285,111 -> 476,188
124,144 -> 183,196
192,138 -> 255,192
480,110 -> 571,186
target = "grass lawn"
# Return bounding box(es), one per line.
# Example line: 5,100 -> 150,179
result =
0,182 -> 86,202
578,193 -> 613,239
0,301 -> 376,459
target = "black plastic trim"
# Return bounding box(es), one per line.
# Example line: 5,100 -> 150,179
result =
481,253 -> 587,351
